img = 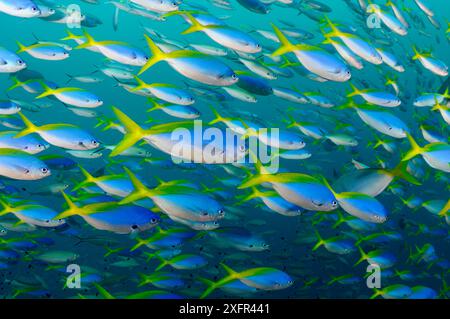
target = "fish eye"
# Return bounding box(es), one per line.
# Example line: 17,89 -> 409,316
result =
24,169 -> 30,174
249,244 -> 254,248
332,200 -> 338,207
231,74 -> 237,80
131,225 -> 139,230
17,59 -> 24,65
150,218 -> 158,224
202,211 -> 208,216
217,208 -> 224,216
91,140 -> 99,145
41,167 -> 49,174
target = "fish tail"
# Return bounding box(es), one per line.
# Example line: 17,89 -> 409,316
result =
93,283 -> 115,299
155,255 -> 168,271
198,277 -> 218,299
12,288 -> 29,299
119,167 -> 158,204
137,273 -> 150,287
119,190 -> 146,206
346,83 -> 361,97
438,199 -> 450,217
61,30 -> 84,41
7,76 -> 25,91
235,187 -> 262,205
238,173 -> 271,189
220,263 -> 238,276
365,3 -> 379,14
208,105 -> 226,125
147,97 -> 164,111
138,35 -> 168,75
312,229 -> 325,251
65,73 -> 74,84
238,148 -> 275,189
103,247 -> 114,258
72,165 -> 97,191
271,24 -> 297,56
35,80 -> 56,99
322,15 -> 342,38
431,98 -> 447,111
285,114 -> 298,128
75,30 -> 98,49
132,76 -> 147,91
110,106 -> 146,157
332,212 -> 345,229
143,252 -> 155,262
390,161 -> 421,185
321,36 -> 333,45
411,46 -> 421,60
0,198 -> 11,216
54,191 -> 81,219
326,277 -> 338,286
147,101 -> 163,112
16,41 -> 28,53
15,112 -> 38,138
372,138 -> 383,149
336,98 -> 357,110
182,14 -> 205,35
369,289 -> 382,299
440,275 -> 450,298
354,245 -> 367,266
129,237 -> 147,252
402,133 -> 423,161
99,118 -> 116,132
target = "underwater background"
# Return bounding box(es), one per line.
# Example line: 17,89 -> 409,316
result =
0,0 -> 449,299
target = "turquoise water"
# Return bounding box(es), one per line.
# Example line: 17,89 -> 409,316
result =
0,0 -> 449,299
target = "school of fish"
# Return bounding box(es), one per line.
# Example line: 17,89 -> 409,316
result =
0,0 -> 448,299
